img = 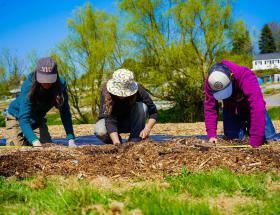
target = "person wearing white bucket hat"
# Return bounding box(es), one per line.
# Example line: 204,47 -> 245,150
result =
94,69 -> 158,145
204,60 -> 277,147
5,57 -> 76,147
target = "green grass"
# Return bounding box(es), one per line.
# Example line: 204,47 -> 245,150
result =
165,168 -> 268,198
268,107 -> 280,120
0,169 -> 279,215
45,113 -> 62,126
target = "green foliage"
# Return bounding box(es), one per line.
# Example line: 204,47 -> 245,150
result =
52,3 -> 122,123
157,106 -> 184,123
0,114 -> 5,127
118,0 -> 239,122
263,88 -> 279,95
216,52 -> 253,71
0,49 -> 23,92
0,169 -> 279,214
231,21 -> 252,55
0,1 -> 260,123
0,67 -> 9,98
268,21 -> 280,52
259,24 -> 277,54
0,49 -> 24,100
254,68 -> 280,77
268,107 -> 280,120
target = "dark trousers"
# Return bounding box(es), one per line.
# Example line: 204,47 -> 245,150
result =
94,102 -> 147,143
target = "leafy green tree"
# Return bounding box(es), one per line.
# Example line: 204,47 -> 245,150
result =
268,21 -> 280,52
119,0 -> 236,122
0,49 -> 24,97
216,21 -> 253,69
52,3 -> 122,123
259,24 -> 277,54
0,66 -> 9,97
231,21 -> 252,55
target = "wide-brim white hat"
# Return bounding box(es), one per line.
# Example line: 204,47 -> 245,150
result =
107,69 -> 138,97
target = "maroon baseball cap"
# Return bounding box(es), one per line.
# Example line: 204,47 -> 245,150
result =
36,57 -> 58,83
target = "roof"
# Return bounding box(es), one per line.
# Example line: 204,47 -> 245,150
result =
254,52 -> 280,60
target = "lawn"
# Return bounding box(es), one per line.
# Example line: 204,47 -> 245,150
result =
0,169 -> 279,215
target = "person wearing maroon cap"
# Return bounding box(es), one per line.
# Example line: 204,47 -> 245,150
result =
204,60 -> 277,147
5,57 -> 76,147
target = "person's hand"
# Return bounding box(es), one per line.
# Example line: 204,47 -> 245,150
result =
113,142 -> 121,146
109,132 -> 121,146
140,127 -> 151,140
209,137 -> 218,144
32,140 -> 42,147
68,139 -> 77,147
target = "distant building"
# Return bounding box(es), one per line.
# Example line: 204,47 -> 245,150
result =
252,52 -> 280,70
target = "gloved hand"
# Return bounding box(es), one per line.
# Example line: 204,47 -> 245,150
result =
32,140 -> 42,147
68,139 -> 77,147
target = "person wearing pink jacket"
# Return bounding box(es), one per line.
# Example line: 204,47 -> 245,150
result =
204,60 -> 277,147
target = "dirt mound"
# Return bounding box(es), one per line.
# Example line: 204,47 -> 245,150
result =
0,138 -> 279,179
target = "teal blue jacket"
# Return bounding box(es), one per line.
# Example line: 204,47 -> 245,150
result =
8,73 -> 74,144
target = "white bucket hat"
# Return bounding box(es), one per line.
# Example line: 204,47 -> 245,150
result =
107,69 -> 138,97
208,63 -> 233,100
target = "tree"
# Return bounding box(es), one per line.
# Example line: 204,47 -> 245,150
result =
119,0 -> 236,122
231,21 -> 252,55
52,3 -> 122,123
259,24 -> 276,54
268,21 -> 280,52
0,66 -> 9,97
215,20 -> 254,69
0,49 -> 24,95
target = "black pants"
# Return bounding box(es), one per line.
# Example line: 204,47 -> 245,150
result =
94,102 -> 147,143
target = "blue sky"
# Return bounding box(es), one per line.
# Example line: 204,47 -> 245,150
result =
0,0 -> 279,59
0,0 -> 117,58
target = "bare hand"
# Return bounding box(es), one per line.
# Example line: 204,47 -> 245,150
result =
209,137 -> 218,144
139,127 -> 151,140
113,142 -> 121,146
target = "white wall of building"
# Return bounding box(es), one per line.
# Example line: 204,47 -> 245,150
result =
252,59 -> 280,70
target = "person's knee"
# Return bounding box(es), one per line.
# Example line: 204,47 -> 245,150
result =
94,119 -> 107,138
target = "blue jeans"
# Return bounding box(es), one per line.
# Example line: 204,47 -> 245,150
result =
223,109 -> 276,141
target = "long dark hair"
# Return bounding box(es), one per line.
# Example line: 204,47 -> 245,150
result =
28,72 -> 64,108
